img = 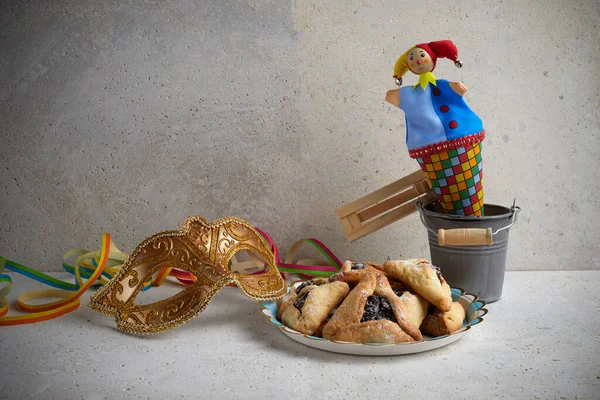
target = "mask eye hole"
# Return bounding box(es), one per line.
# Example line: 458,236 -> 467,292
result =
229,249 -> 271,275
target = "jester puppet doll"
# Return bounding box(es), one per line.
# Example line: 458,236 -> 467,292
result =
385,40 -> 485,216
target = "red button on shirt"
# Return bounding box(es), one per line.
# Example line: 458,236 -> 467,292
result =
440,105 -> 449,113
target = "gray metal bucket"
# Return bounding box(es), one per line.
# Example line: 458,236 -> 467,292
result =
417,201 -> 520,303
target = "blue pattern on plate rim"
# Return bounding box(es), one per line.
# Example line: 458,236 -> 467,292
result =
260,287 -> 487,345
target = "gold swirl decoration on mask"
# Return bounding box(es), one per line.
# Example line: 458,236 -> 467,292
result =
89,216 -> 287,335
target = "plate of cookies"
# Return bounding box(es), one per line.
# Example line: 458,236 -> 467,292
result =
260,259 -> 487,356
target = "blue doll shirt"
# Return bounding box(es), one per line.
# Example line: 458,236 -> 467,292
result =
399,79 -> 483,152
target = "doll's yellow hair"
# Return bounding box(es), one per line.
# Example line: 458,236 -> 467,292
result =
393,46 -> 415,78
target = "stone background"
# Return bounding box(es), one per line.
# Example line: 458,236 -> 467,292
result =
1,0 -> 599,271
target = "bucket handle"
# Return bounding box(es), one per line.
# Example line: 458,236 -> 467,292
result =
417,199 -> 521,247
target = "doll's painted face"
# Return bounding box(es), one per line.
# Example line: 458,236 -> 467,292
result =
407,47 -> 434,74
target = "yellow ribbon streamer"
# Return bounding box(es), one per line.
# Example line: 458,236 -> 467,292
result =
0,234 -> 113,326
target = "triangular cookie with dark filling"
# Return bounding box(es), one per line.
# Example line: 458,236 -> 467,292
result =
420,301 -> 466,336
383,258 -> 453,312
329,260 -> 393,284
322,272 -> 426,343
276,278 -> 330,320
330,260 -> 410,295
278,281 -> 349,335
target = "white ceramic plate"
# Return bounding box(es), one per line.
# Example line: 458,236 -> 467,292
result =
260,287 -> 487,356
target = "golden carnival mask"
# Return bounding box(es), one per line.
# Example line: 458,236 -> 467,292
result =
89,216 -> 286,334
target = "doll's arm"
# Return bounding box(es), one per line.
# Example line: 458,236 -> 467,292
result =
385,89 -> 400,107
449,82 -> 468,96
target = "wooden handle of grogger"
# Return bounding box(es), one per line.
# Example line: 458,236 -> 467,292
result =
437,228 -> 493,246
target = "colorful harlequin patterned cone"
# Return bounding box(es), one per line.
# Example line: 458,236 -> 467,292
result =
415,140 -> 484,216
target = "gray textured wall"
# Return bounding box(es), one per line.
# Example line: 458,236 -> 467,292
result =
1,0 -> 599,272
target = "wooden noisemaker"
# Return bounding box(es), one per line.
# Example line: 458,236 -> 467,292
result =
336,170 -> 438,242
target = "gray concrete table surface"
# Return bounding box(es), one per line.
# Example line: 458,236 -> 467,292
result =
0,271 -> 598,400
